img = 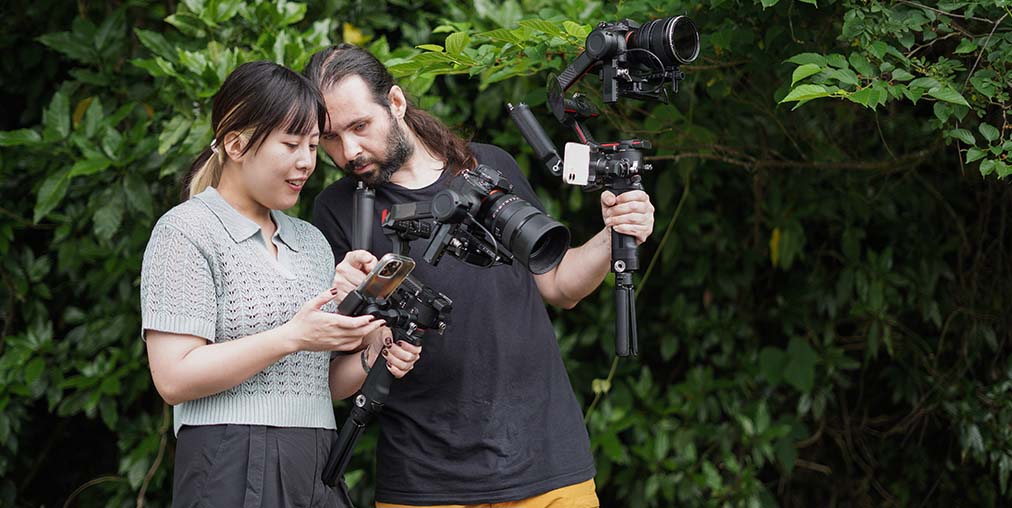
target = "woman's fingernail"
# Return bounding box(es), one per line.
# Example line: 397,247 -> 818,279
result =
381,349 -> 388,357
330,287 -> 339,295
384,336 -> 393,346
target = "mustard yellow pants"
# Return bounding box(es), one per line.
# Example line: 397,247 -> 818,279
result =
375,479 -> 599,508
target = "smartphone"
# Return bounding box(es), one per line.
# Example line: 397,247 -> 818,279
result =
337,253 -> 415,315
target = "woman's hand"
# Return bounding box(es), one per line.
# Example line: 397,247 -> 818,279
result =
379,334 -> 423,378
284,287 -> 386,352
331,250 -> 378,302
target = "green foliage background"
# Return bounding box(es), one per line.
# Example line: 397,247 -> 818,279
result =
1,0 -> 1011,507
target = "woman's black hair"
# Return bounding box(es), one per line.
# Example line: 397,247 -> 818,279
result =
183,61 -> 327,199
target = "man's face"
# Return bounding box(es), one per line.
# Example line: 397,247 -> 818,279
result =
320,75 -> 413,185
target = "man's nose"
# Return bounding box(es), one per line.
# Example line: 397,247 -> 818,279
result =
343,137 -> 363,164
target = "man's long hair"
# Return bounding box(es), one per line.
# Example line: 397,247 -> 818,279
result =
304,44 -> 477,175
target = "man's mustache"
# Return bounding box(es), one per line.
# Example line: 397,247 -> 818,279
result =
346,157 -> 376,173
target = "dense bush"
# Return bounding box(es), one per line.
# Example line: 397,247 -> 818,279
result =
1,1 -> 1010,507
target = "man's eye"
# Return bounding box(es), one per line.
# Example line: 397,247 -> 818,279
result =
354,123 -> 367,132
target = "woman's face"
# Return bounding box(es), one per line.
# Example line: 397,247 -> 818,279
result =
237,125 -> 319,211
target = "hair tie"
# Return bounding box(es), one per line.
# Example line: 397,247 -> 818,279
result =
210,138 -> 220,155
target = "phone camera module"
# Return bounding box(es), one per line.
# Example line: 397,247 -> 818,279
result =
379,260 -> 401,278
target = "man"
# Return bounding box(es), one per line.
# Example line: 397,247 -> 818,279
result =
305,44 -> 655,508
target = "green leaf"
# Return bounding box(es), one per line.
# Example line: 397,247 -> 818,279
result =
82,96 -> 104,137
278,1 -> 306,25
779,84 -> 831,104
135,28 -> 176,60
0,129 -> 42,146
123,174 -> 154,216
68,157 -> 112,178
891,69 -> 914,81
759,347 -> 787,384
37,31 -> 93,63
93,197 -> 124,241
996,161 -> 1012,179
828,68 -> 859,86
445,32 -> 470,57
517,19 -> 565,38
43,91 -> 71,140
784,337 -> 817,393
702,461 -> 723,489
947,128 -> 975,145
34,169 -> 71,223
848,52 -> 874,76
979,159 -> 996,176
908,77 -> 940,90
979,123 -> 999,143
761,0 -> 780,7
165,13 -> 206,37
24,358 -> 45,384
786,53 -> 826,66
868,41 -> 890,60
158,116 -> 192,155
928,87 -> 970,107
562,21 -> 589,39
480,28 -> 523,44
416,44 -> 445,53
966,147 -> 986,163
847,87 -> 879,109
825,54 -> 848,68
791,64 -> 822,86
954,39 -> 978,54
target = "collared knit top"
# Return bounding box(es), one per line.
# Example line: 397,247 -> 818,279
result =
140,187 -> 337,434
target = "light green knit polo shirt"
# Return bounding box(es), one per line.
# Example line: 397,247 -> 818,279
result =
140,187 -> 337,434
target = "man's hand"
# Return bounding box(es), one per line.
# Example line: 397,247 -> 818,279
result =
601,190 -> 655,245
332,250 -> 378,302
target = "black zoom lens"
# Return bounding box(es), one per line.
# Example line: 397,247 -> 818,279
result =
629,16 -> 699,66
484,193 -> 570,274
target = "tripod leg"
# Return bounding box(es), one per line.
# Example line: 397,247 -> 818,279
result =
322,418 -> 366,486
615,284 -> 630,357
321,356 -> 395,485
628,286 -> 638,357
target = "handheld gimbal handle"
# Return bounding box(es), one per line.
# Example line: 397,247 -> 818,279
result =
609,179 -> 641,358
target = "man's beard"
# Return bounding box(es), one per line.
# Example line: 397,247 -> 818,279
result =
346,118 -> 413,186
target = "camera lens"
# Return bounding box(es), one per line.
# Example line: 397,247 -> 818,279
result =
485,194 -> 570,274
379,260 -> 400,277
629,16 -> 699,66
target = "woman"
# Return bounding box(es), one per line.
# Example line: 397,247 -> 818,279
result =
140,61 -> 421,507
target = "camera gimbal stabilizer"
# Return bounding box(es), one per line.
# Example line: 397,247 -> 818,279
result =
322,183 -> 453,489
507,15 -> 699,357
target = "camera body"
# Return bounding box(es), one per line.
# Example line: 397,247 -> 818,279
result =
431,165 -> 515,224
383,165 -> 571,275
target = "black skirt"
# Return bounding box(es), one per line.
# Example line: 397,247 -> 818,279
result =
172,424 -> 352,508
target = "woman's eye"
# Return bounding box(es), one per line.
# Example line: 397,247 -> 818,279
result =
309,144 -> 318,151
284,142 -> 298,148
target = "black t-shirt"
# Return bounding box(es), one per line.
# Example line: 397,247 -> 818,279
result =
312,143 -> 595,504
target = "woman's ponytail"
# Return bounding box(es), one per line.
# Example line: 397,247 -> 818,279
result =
182,142 -> 224,201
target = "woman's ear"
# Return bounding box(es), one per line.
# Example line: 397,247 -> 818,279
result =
223,131 -> 248,162
388,85 -> 407,120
